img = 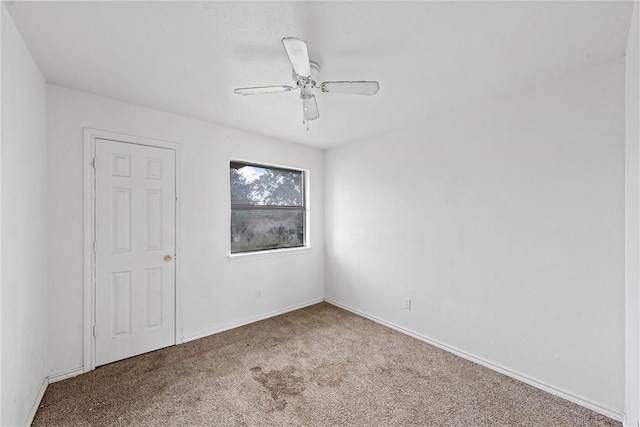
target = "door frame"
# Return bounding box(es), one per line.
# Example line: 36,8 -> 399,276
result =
83,128 -> 183,372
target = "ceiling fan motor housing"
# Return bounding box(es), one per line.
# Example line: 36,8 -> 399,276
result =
293,61 -> 321,91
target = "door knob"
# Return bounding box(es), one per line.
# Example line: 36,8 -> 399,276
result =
164,254 -> 172,262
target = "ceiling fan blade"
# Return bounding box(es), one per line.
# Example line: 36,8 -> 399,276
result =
303,94 -> 319,121
320,81 -> 380,95
234,86 -> 294,96
282,37 -> 311,78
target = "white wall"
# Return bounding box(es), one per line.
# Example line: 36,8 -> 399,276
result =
625,2 -> 640,425
1,9 -> 3,422
47,85 -> 324,377
1,4 -> 49,426
325,58 -> 625,417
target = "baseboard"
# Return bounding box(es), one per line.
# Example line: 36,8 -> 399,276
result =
622,414 -> 636,427
48,367 -> 84,384
183,298 -> 324,343
24,377 -> 48,427
324,298 -> 623,422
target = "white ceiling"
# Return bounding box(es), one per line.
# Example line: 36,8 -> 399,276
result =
6,1 -> 634,149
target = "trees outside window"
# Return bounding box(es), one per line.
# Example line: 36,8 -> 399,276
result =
230,162 -> 305,253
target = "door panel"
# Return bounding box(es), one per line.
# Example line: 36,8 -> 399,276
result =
95,139 -> 176,367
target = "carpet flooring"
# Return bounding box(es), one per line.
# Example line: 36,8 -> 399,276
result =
34,303 -> 619,426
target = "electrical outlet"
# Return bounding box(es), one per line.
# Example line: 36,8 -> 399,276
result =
403,298 -> 411,310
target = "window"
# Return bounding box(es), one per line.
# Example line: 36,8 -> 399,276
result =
230,161 -> 305,253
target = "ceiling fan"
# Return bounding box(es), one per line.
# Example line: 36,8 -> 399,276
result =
234,37 -> 380,129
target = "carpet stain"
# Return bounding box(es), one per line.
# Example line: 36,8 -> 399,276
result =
312,362 -> 348,387
251,366 -> 305,411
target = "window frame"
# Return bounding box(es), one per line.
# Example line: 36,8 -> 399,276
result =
229,160 -> 307,255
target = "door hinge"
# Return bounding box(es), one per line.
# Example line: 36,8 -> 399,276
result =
92,324 -> 96,337
92,240 -> 96,253
91,157 -> 96,169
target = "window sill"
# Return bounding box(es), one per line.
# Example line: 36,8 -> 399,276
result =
227,246 -> 312,263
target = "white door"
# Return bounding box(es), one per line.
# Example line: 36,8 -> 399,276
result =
95,138 -> 176,366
